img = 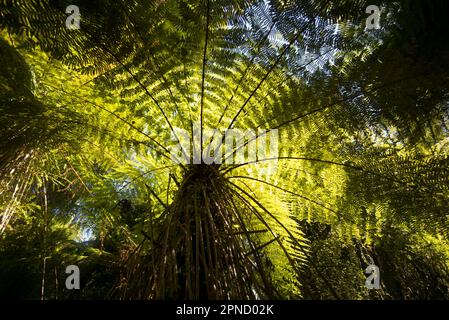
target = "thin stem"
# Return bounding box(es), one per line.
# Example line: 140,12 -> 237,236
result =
200,0 -> 211,160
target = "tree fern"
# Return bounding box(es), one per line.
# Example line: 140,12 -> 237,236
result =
1,0 -> 449,300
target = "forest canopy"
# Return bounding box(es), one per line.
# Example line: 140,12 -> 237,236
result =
0,0 -> 449,300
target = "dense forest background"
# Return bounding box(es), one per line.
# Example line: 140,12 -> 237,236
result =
0,0 -> 448,300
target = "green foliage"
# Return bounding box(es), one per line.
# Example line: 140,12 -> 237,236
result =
0,0 -> 448,300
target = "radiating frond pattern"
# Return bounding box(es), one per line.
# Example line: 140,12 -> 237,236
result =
1,0 -> 449,299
